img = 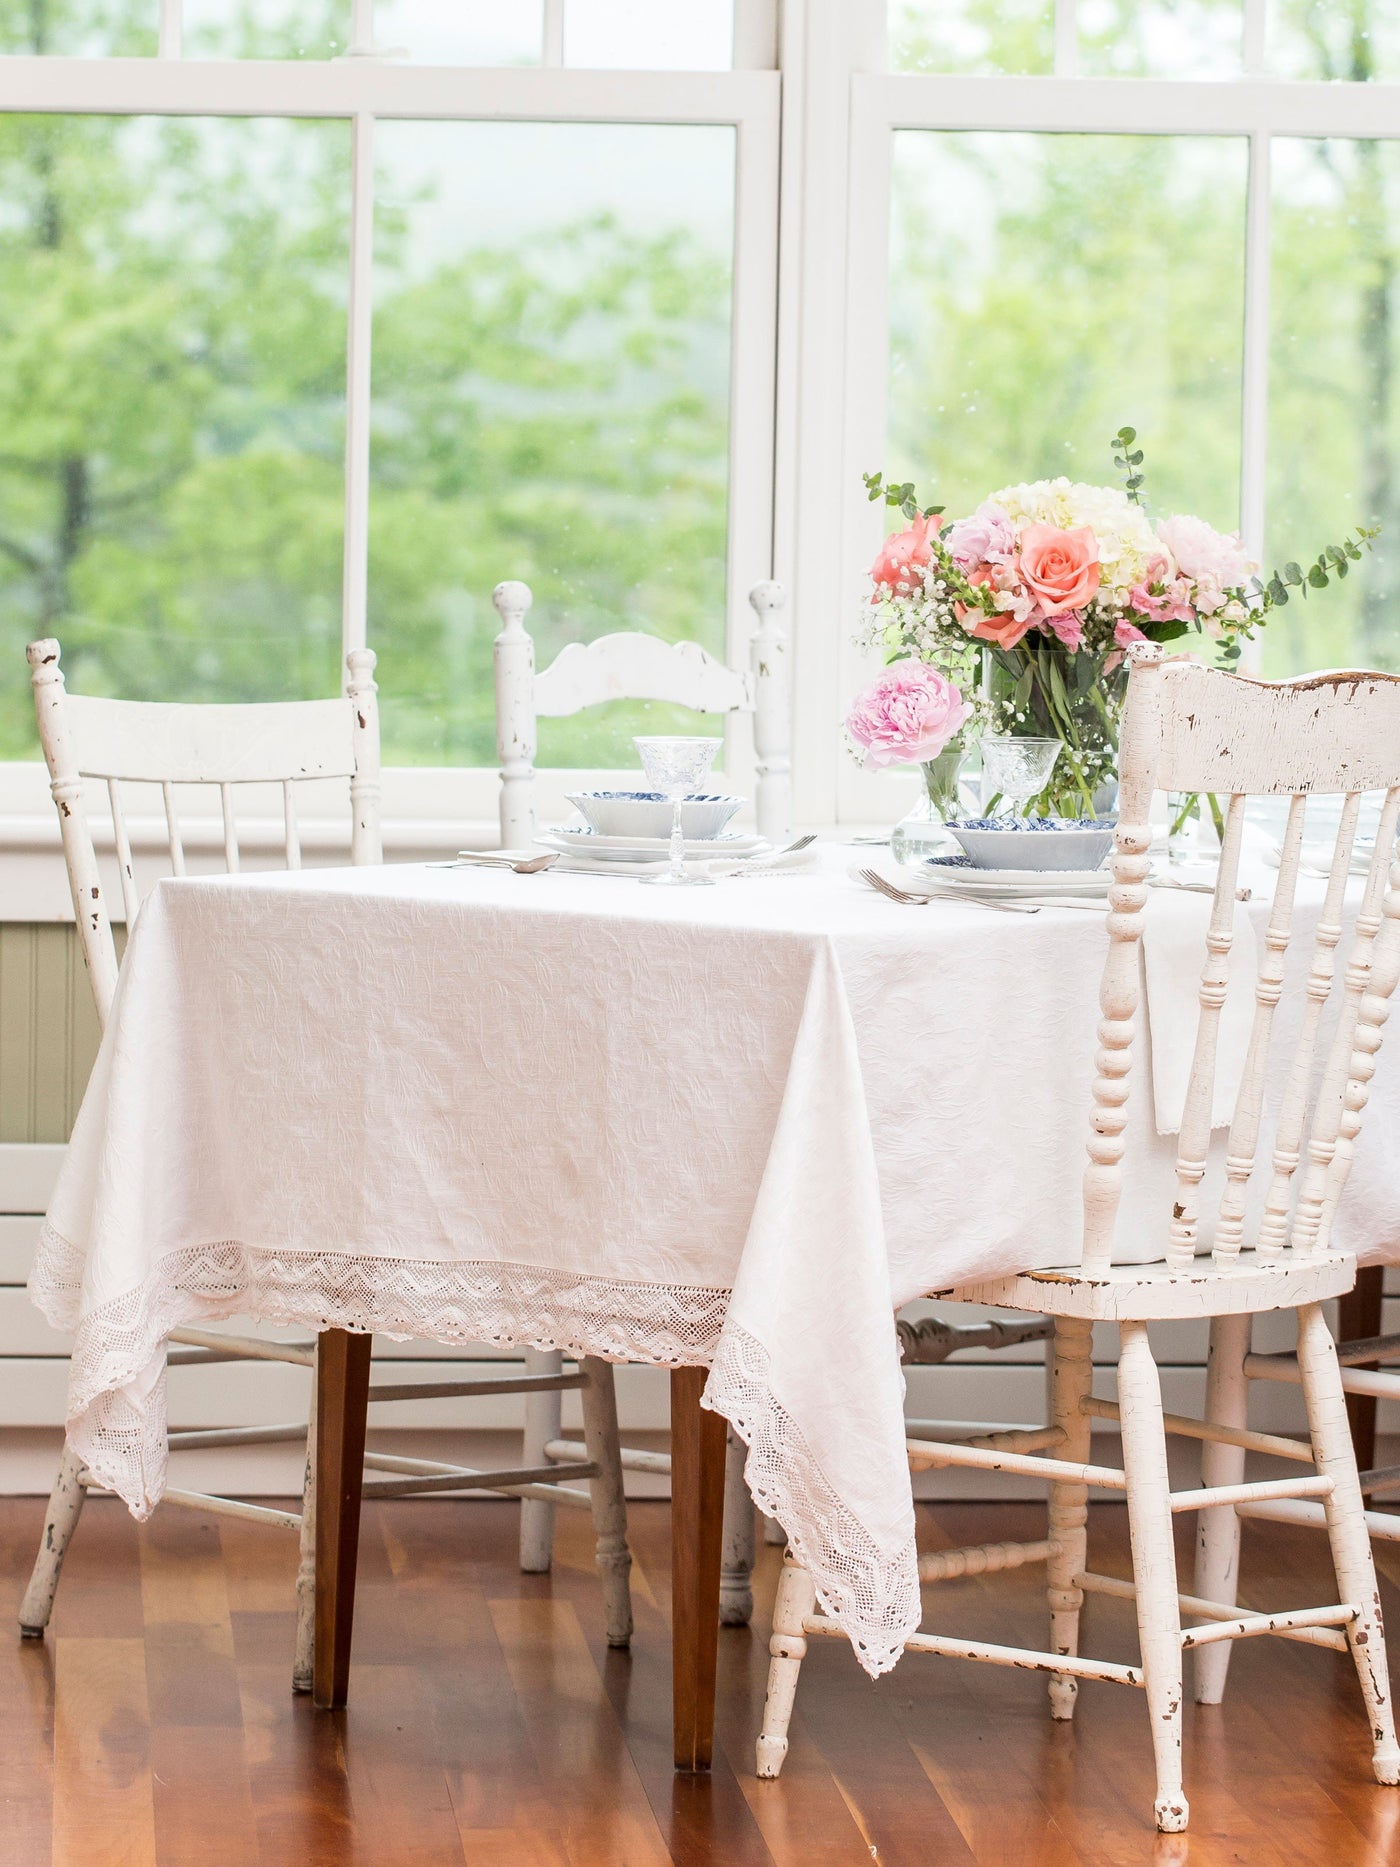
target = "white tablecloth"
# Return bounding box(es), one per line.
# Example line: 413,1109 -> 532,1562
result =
31,849 -> 1400,1676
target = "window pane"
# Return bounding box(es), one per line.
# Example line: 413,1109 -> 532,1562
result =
380,0 -> 542,65
0,115 -> 349,758
1267,139 -> 1399,675
183,0 -> 347,58
565,0 -> 733,69
887,134 -> 1247,533
1079,0 -> 1242,76
891,0 -> 1053,75
0,0 -> 155,55
369,122 -> 734,766
1268,0 -> 1400,80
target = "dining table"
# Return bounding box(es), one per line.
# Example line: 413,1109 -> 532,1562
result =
29,839 -> 1400,1769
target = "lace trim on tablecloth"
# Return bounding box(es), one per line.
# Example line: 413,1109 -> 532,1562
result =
704,1323 -> 920,1679
29,1221 -> 731,1518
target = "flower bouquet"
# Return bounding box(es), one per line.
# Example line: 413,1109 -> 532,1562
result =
848,429 -> 1377,820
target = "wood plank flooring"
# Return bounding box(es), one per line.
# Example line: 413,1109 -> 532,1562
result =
3,1495 -> 1400,1864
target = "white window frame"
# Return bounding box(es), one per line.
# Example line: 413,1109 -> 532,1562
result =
0,0 -> 781,881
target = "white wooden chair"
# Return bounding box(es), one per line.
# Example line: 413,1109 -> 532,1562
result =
756,644 -> 1400,1834
20,637 -> 633,1681
491,576 -> 792,1615
492,578 -> 792,848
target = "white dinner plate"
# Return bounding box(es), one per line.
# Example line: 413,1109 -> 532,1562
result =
537,825 -> 769,864
918,856 -> 1114,899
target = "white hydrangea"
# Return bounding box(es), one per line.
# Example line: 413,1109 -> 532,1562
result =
987,476 -> 1161,603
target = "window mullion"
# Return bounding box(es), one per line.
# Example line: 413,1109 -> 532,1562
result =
1242,0 -> 1267,77
1053,0 -> 1079,78
342,111 -> 375,669
542,0 -> 565,68
158,0 -> 182,60
1239,127 -> 1271,671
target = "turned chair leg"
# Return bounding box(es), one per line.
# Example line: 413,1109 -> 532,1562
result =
720,1427 -> 756,1627
292,1364 -> 318,1693
1193,1312 -> 1250,1705
1296,1303 -> 1400,1785
1338,1266 -> 1384,1474
1045,1316 -> 1093,1720
756,1549 -> 816,1779
19,1445 -> 88,1637
520,1347 -> 563,1573
1118,1321 -> 1189,1834
579,1357 -> 633,1648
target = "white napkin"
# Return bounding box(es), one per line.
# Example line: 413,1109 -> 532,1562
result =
1143,888 -> 1258,1136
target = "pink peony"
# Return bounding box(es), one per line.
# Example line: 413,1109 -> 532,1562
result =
869,512 -> 942,595
945,502 -> 1016,570
1042,611 -> 1084,651
1018,523 -> 1101,616
846,663 -> 970,770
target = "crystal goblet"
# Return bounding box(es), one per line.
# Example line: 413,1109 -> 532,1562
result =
980,735 -> 1063,819
632,735 -> 723,886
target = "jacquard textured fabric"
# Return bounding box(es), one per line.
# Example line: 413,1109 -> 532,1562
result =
31,851 -> 1400,1676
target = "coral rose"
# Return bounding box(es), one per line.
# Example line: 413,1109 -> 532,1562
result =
845,663 -> 970,770
1018,523 -> 1101,617
959,603 -> 1036,650
869,512 -> 942,595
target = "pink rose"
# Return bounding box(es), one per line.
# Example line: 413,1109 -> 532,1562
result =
1042,611 -> 1084,651
1018,523 -> 1101,616
869,512 -> 942,595
845,663 -> 970,770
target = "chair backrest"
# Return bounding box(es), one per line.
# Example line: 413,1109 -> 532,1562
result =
1085,642 -> 1400,1273
491,580 -> 791,845
26,638 -> 382,1029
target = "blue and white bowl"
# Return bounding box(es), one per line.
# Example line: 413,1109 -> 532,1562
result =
946,816 -> 1118,873
566,790 -> 743,841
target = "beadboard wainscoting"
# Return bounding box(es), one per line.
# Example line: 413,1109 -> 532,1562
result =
0,925 -> 1395,1499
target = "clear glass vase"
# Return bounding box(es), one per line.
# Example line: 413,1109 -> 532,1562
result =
1168,791 -> 1224,867
890,741 -> 967,864
980,645 -> 1125,819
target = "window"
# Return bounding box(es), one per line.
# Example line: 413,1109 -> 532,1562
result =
0,0 -> 775,801
865,0 -> 1400,699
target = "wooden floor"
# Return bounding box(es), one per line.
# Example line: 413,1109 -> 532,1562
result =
4,1497 -> 1400,1866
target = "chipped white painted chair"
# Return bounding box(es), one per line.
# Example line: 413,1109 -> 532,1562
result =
491,576 -> 792,1618
1193,785 -> 1400,1703
492,578 -> 792,849
757,644 -> 1400,1834
20,638 -> 633,1680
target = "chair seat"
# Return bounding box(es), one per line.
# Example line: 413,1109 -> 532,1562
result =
937,1248 -> 1356,1321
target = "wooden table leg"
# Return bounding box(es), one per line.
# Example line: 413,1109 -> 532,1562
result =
1339,1265 -> 1385,1475
312,1327 -> 373,1709
670,1366 -> 727,1772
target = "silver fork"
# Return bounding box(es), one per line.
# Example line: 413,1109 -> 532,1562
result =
433,851 -> 560,874
859,869 -> 1041,914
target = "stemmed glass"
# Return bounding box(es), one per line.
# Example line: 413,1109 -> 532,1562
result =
979,735 -> 1062,819
633,735 -> 723,887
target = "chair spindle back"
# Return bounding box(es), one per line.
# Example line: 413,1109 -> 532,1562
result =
1084,641 -> 1400,1273
26,638 -> 381,1029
